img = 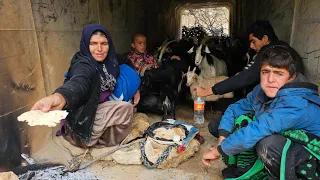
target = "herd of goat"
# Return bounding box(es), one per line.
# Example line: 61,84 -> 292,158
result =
140,35 -> 252,120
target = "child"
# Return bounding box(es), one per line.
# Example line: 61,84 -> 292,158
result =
127,33 -> 158,74
202,46 -> 320,179
126,33 -> 163,114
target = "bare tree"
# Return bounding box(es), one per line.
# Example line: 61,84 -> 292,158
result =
182,7 -> 229,36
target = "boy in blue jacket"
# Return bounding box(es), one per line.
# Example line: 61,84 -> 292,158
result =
202,45 -> 320,179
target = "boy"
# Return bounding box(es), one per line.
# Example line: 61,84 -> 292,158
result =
195,20 -> 304,98
127,33 -> 159,73
126,33 -> 163,113
202,46 -> 320,179
201,20 -> 305,138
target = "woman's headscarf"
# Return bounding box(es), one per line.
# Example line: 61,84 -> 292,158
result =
80,24 -> 119,91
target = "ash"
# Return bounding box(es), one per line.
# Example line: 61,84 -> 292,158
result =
17,165 -> 101,180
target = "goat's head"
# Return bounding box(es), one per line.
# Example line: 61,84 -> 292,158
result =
186,66 -> 197,87
193,44 -> 211,66
157,40 -> 176,63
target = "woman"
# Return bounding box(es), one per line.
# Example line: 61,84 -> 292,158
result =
31,24 -> 140,148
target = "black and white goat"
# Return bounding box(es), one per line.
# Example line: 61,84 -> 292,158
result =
189,44 -> 228,79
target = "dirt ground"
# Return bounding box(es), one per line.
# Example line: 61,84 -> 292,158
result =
31,104 -> 226,180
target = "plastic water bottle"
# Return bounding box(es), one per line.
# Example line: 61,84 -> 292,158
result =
194,96 -> 205,124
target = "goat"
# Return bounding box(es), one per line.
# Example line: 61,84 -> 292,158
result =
140,41 -> 189,120
189,44 -> 228,79
185,66 -> 233,101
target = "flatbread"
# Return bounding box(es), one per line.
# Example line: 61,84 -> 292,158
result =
17,110 -> 68,127
153,127 -> 186,140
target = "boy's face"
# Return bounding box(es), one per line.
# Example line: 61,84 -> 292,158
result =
260,64 -> 296,98
132,36 -> 147,54
249,33 -> 269,52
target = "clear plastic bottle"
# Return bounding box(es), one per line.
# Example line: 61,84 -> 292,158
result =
194,96 -> 205,124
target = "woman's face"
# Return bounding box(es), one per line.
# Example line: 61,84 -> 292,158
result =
89,34 -> 109,62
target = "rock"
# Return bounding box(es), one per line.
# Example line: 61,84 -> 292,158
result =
0,171 -> 19,180
158,139 -> 200,169
112,142 -> 142,165
90,145 -> 119,161
54,136 -> 87,157
144,138 -> 170,164
121,113 -> 150,145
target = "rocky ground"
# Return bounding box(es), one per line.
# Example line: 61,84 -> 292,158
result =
30,104 -> 226,180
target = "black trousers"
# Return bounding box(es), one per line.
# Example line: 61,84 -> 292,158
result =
256,134 -> 318,179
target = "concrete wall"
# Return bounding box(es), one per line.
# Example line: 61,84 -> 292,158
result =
291,0 -> 320,84
0,0 -> 47,153
240,0 -> 294,43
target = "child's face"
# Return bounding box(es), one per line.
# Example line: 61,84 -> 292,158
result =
132,36 -> 147,54
260,64 -> 296,98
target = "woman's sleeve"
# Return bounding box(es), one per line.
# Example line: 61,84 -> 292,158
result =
54,62 -> 94,109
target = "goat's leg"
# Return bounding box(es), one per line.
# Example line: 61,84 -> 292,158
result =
162,96 -> 171,121
169,99 -> 176,119
164,90 -> 177,120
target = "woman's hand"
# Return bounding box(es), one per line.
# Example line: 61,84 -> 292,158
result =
202,146 -> 221,166
31,93 -> 66,112
133,90 -> 140,106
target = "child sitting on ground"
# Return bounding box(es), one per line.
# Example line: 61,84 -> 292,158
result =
202,45 -> 320,179
125,33 -> 162,114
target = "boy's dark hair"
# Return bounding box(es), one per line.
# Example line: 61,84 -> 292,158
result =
132,33 -> 146,43
247,20 -> 279,42
261,45 -> 296,77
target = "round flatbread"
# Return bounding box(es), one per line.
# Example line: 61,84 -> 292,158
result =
17,110 -> 68,127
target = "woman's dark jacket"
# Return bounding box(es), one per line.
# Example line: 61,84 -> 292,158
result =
55,52 -> 134,143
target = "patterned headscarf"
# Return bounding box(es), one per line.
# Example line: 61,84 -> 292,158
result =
80,24 -> 119,91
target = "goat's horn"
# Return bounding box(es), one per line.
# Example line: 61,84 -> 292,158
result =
139,64 -> 154,77
187,46 -> 194,54
193,67 -> 196,73
188,66 -> 190,72
205,46 -> 211,54
158,40 -> 175,63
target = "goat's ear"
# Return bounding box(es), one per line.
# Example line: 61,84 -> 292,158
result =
205,46 -> 211,54
193,67 -> 196,73
188,46 -> 194,54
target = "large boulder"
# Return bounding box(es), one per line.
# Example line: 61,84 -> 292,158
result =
158,139 -> 200,169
